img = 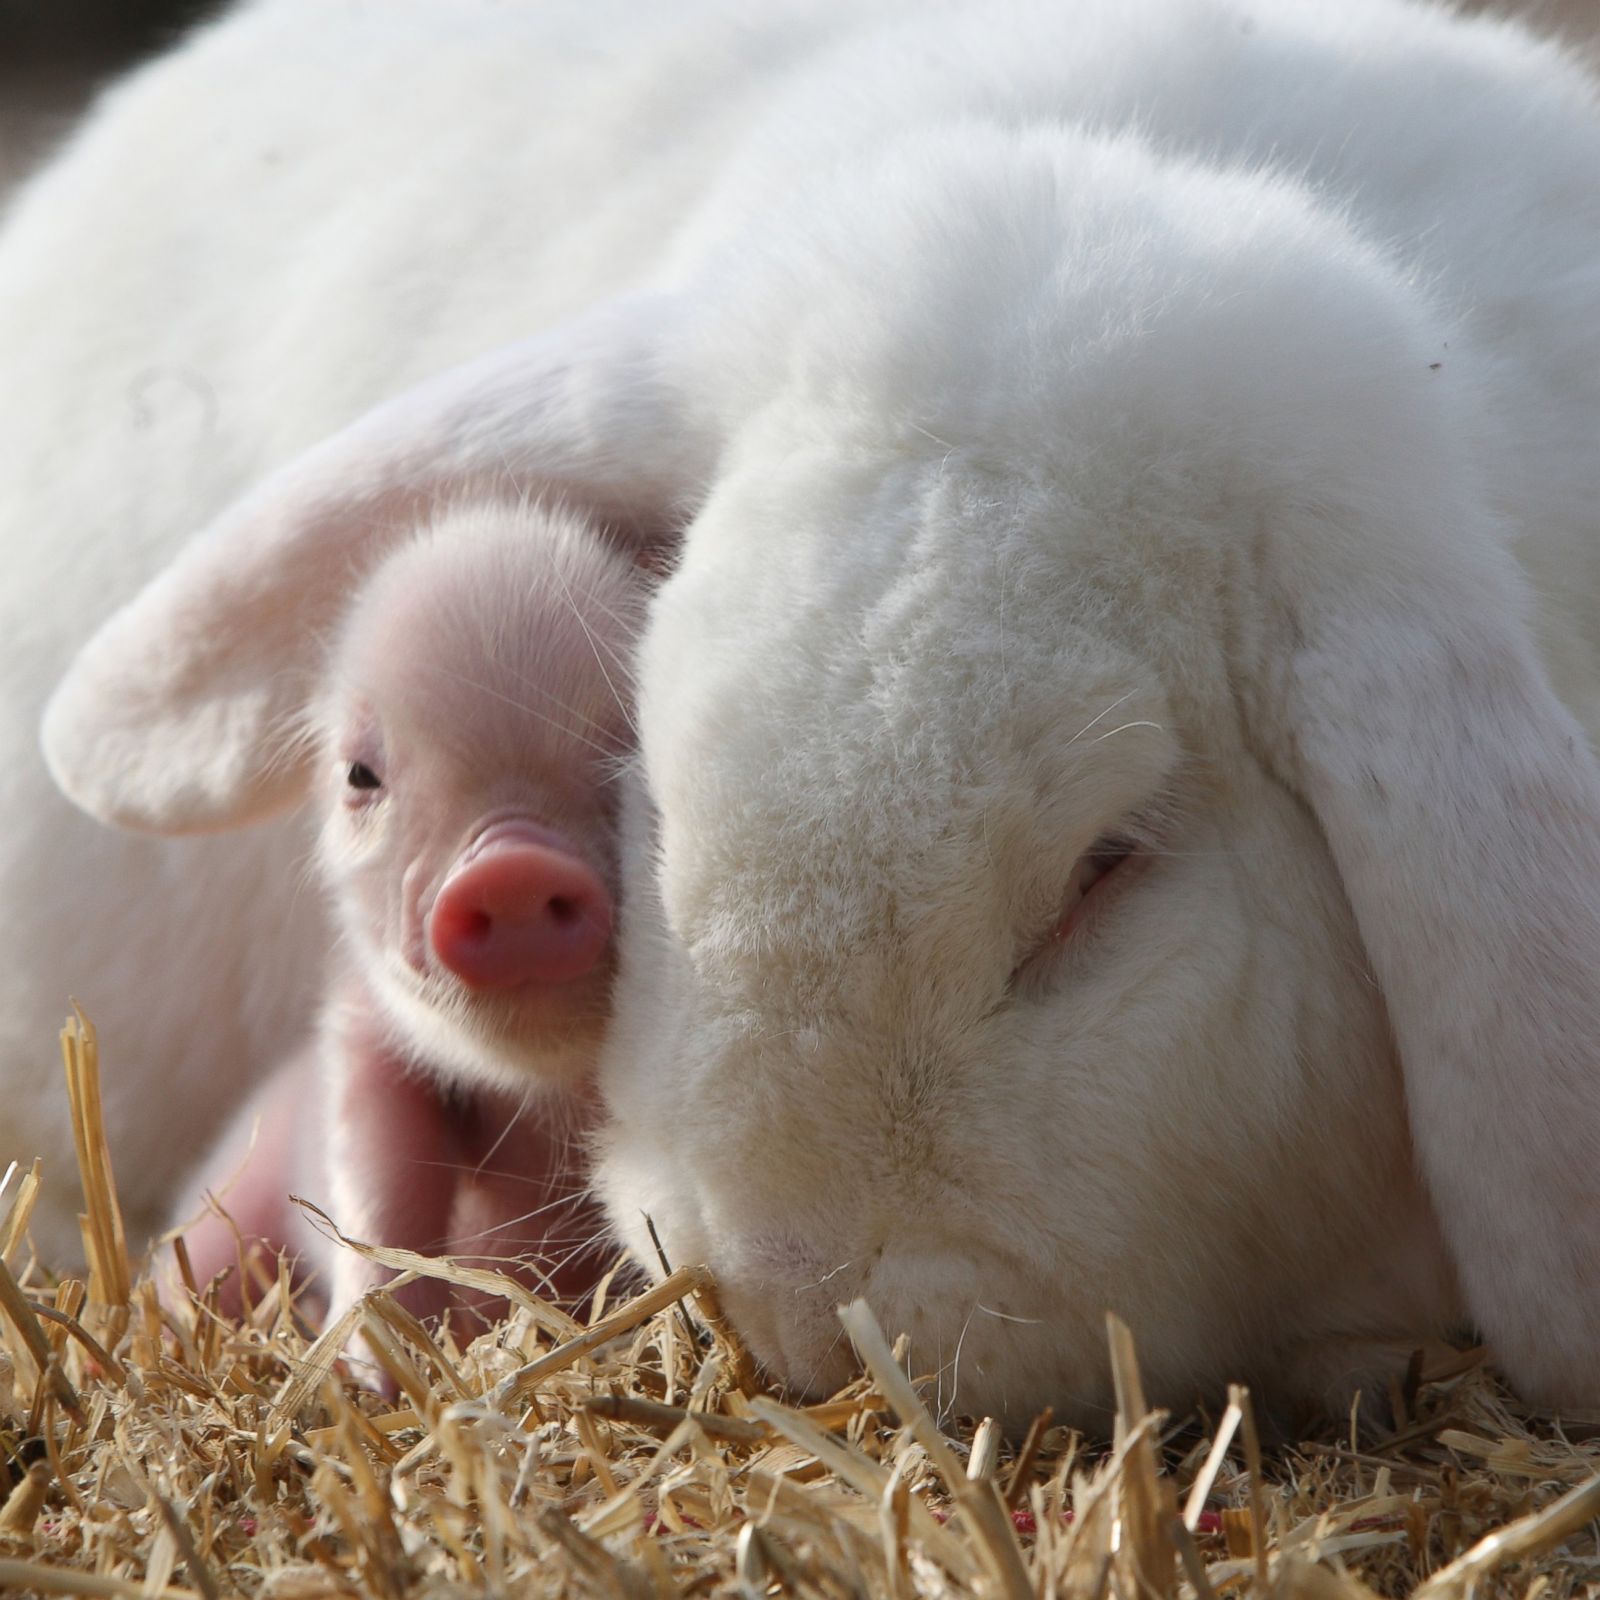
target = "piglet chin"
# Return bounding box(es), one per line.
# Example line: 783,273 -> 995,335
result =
369,955 -> 610,1095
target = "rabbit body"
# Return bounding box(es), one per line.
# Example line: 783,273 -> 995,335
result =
20,0 -> 1600,1415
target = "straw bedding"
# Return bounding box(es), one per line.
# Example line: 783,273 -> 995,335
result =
0,1012 -> 1595,1599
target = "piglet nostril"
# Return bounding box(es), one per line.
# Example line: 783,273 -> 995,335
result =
429,839 -> 612,990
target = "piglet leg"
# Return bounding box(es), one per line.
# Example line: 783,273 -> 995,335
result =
444,1082 -> 604,1326
321,996 -> 463,1367
169,1042 -> 322,1319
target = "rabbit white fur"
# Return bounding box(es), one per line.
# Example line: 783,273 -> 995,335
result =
32,0 -> 1600,1421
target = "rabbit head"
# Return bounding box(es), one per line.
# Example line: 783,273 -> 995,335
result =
592,132 -> 1600,1422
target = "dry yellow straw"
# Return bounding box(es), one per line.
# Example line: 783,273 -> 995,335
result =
60,1007 -> 131,1309
0,1007 -> 1595,1598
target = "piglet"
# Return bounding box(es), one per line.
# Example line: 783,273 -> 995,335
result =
171,501 -> 642,1347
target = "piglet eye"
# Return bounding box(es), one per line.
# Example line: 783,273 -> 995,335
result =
346,761 -> 383,791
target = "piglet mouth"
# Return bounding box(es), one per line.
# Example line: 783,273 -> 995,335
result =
424,820 -> 615,992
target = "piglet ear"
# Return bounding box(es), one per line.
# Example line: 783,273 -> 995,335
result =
42,295 -> 700,834
1276,510 -> 1600,1410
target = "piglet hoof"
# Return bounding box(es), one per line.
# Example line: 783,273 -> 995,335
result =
337,1333 -> 403,1403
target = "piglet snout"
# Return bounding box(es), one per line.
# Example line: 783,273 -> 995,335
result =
429,823 -> 612,989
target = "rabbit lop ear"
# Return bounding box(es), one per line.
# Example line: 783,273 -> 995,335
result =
42,294 -> 700,835
1274,501 -> 1600,1409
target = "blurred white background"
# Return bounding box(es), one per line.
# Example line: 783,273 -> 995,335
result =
0,1 -> 212,193
1,2 -> 1596,230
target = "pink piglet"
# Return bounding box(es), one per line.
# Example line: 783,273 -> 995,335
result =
171,500 -> 643,1357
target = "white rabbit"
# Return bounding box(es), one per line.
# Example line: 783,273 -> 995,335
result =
37,0 -> 1600,1422
170,505 -> 638,1342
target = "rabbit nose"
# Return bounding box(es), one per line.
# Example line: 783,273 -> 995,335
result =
715,1271 -> 861,1398
429,832 -> 612,989
711,1236 -> 869,1396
